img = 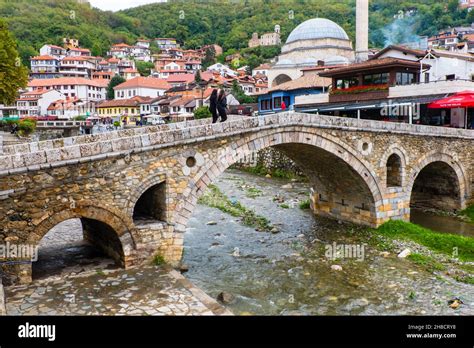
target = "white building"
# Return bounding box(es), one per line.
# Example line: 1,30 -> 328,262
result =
59,56 -> 96,78
28,78 -> 108,101
206,63 -> 237,77
252,63 -> 271,77
373,45 -> 474,82
114,77 -> 171,99
39,44 -> 66,60
30,55 -> 60,79
16,89 -> 64,117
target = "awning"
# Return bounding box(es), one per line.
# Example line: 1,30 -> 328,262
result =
428,90 -> 474,108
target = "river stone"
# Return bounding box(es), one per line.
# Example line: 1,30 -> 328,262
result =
331,265 -> 343,271
379,251 -> 390,258
281,183 -> 292,189
397,249 -> 411,258
217,292 -> 235,304
206,221 -> 217,225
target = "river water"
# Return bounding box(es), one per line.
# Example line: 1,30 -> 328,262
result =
183,170 -> 474,315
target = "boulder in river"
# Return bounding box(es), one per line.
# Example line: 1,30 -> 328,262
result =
331,265 -> 343,271
281,183 -> 293,189
271,227 -> 280,234
206,221 -> 217,225
179,264 -> 189,273
217,291 -> 235,304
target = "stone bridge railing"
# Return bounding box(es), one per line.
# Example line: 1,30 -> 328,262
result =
0,113 -> 473,176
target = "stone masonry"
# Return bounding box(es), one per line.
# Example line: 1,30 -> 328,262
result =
0,113 -> 472,284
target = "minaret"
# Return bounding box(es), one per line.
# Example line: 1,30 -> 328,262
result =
355,0 -> 369,62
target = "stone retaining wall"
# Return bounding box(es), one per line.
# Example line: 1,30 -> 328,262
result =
0,275 -> 6,315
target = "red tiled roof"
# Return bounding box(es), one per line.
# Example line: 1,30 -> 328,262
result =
166,74 -> 195,83
31,55 -> 57,61
28,77 -> 109,88
114,77 -> 171,90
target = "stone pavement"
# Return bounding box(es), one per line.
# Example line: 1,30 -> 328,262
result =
5,265 -> 232,316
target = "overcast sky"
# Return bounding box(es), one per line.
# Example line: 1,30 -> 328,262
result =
89,0 -> 166,11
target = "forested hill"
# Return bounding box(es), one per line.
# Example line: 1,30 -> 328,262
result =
2,0 -> 474,64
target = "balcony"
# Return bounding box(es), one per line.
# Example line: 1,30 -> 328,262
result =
388,79 -> 474,98
329,84 -> 389,103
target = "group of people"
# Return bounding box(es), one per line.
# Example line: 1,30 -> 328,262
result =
209,89 -> 228,124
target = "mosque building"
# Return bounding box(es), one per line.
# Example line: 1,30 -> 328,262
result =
267,18 -> 355,88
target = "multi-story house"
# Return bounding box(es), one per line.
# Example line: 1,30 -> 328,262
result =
114,77 -> 171,99
16,89 -> 64,117
96,96 -> 152,125
30,55 -> 61,79
39,44 -> 66,60
67,47 -> 91,57
47,97 -> 97,119
155,38 -> 180,50
59,56 -> 96,78
28,77 -> 108,101
185,60 -> 202,72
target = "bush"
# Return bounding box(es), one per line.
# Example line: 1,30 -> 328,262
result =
194,106 -> 211,119
113,121 -> 121,128
17,119 -> 36,136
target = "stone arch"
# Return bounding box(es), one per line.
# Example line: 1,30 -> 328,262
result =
127,174 -> 168,221
407,152 -> 469,211
31,205 -> 136,265
174,128 -> 385,232
272,74 -> 292,87
386,154 -> 402,187
379,145 -> 408,189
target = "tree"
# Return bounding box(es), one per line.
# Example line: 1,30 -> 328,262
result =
194,70 -> 202,84
193,106 -> 211,119
0,19 -> 28,105
136,61 -> 155,77
107,75 -> 126,100
231,80 -> 257,104
201,46 -> 216,70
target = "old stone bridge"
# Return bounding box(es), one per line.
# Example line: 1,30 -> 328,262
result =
0,113 -> 472,284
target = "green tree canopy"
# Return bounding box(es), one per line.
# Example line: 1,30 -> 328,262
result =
107,75 -> 126,100
0,18 -> 28,105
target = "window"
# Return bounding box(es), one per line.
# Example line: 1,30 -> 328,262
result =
425,73 -> 430,83
396,72 -> 416,86
273,97 -> 282,109
336,77 -> 358,89
446,74 -> 456,81
283,96 -> 290,108
363,73 -> 388,85
260,99 -> 271,111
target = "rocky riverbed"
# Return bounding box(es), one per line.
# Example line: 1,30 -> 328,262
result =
183,169 -> 474,315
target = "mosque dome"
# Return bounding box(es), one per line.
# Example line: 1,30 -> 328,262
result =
286,18 -> 349,44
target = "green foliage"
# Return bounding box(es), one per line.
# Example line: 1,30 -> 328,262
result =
73,115 -> 87,121
459,205 -> 474,223
194,70 -> 202,83
407,253 -> 446,272
107,75 -> 126,100
280,203 -> 290,209
17,119 -> 36,137
2,0 -> 470,71
152,254 -> 166,266
113,121 -> 121,128
299,199 -> 311,210
231,80 -> 257,104
193,106 -> 211,119
377,220 -> 474,261
135,60 -> 154,77
198,184 -> 272,231
0,18 -> 28,105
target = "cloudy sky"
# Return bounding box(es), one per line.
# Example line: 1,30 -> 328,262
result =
89,0 -> 166,11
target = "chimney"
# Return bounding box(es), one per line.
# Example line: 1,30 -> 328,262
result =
355,0 -> 369,62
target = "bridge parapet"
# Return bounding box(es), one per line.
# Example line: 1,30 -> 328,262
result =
0,113 -> 473,175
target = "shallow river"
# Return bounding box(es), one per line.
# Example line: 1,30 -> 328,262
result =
183,170 -> 474,315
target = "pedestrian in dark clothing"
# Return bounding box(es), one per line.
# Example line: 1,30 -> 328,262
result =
217,89 -> 228,122
209,89 -> 219,123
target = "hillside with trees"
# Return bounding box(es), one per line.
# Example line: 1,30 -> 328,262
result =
2,0 -> 474,66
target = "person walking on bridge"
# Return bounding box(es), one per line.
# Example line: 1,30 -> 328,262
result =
217,89 -> 228,123
210,89 -> 219,124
